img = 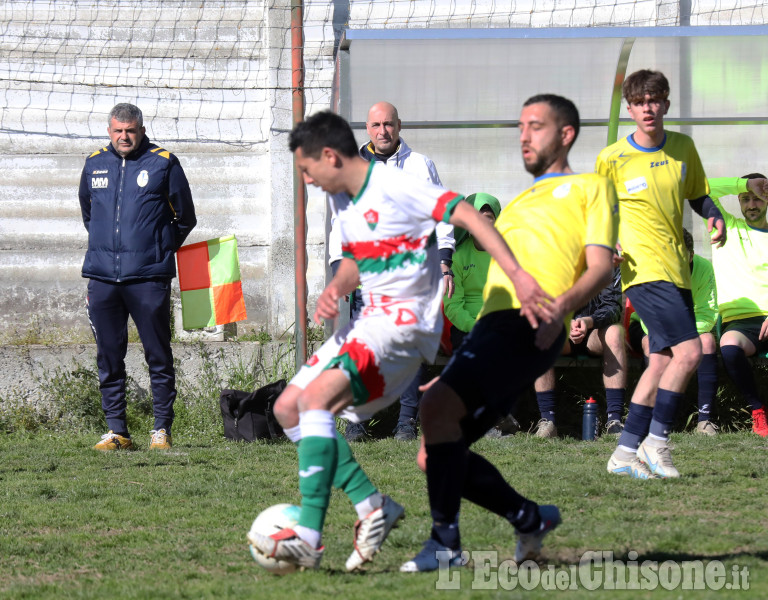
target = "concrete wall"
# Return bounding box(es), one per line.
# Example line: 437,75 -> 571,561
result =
0,0 -> 763,344
0,0 -> 334,341
0,342 -> 293,405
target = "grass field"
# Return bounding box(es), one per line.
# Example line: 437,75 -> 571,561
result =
1,430 -> 765,599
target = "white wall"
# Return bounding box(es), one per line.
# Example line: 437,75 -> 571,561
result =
0,0 -> 764,339
0,0 -> 335,339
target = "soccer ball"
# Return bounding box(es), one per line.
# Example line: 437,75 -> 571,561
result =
247,503 -> 301,575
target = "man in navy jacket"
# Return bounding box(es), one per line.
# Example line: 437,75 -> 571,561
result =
79,103 -> 196,451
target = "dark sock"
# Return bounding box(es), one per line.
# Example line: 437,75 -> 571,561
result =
426,441 -> 467,549
721,345 -> 763,411
605,388 -> 625,422
649,388 -> 682,439
696,353 -> 718,421
536,390 -> 556,424
617,403 -> 653,450
461,451 -> 529,522
510,500 -> 542,534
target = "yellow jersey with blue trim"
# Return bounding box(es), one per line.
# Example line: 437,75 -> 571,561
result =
479,172 -> 619,321
595,131 -> 709,291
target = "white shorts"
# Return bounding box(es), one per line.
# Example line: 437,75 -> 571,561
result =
290,311 -> 439,423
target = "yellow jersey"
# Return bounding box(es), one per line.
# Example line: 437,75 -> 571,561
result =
479,172 -> 619,324
595,131 -> 709,291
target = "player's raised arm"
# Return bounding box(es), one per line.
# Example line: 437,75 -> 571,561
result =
689,195 -> 727,248
449,200 -> 554,327
747,177 -> 768,201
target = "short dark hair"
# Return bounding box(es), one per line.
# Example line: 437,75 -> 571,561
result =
522,94 -> 580,145
682,227 -> 694,255
623,70 -> 670,104
289,111 -> 359,158
741,172 -> 766,180
109,103 -> 143,127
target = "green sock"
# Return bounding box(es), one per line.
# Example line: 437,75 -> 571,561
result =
332,431 -> 377,504
297,436 -> 338,532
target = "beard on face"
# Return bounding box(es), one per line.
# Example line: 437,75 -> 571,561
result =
523,139 -> 560,177
744,208 -> 766,224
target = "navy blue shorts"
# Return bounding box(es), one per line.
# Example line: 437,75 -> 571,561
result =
439,309 -> 566,444
722,316 -> 768,354
625,281 -> 697,353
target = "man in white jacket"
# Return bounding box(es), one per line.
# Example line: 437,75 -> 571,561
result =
336,102 -> 455,442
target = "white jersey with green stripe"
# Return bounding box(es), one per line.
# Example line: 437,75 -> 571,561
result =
332,162 -> 463,357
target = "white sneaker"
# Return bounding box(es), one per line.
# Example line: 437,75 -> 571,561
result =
248,527 -> 323,569
345,495 -> 405,571
400,538 -> 468,573
514,505 -> 561,563
533,419 -> 558,438
607,451 -> 655,479
696,421 -> 719,436
638,439 -> 680,478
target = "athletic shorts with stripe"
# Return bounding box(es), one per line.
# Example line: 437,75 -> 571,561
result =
289,309 -> 440,424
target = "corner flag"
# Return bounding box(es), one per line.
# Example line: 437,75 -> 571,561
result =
176,235 -> 247,330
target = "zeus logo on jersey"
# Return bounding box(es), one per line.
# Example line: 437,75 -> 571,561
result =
92,177 -> 109,189
650,160 -> 669,168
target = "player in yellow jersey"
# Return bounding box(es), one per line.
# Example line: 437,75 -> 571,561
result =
401,94 -> 618,572
596,70 -> 726,479
708,175 -> 768,437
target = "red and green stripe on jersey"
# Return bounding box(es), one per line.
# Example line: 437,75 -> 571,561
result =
342,191 -> 462,274
431,191 -> 463,224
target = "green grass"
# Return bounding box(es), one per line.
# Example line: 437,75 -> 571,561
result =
1,432 -> 765,599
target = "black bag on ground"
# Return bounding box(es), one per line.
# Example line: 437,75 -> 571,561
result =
219,379 -> 286,441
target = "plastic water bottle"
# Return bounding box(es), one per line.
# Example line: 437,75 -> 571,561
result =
582,397 -> 598,441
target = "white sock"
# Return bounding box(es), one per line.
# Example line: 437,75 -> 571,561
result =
616,445 -> 637,458
283,425 -> 302,443
299,410 -> 336,439
294,525 -> 322,549
354,492 -> 383,520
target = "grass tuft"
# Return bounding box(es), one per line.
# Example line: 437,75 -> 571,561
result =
0,432 -> 765,599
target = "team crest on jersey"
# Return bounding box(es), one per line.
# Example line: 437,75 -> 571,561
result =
363,209 -> 379,231
552,183 -> 572,199
137,170 -> 149,188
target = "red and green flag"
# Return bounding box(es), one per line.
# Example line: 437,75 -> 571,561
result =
176,235 -> 247,330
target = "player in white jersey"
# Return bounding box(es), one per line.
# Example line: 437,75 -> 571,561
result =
248,111 -> 552,572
